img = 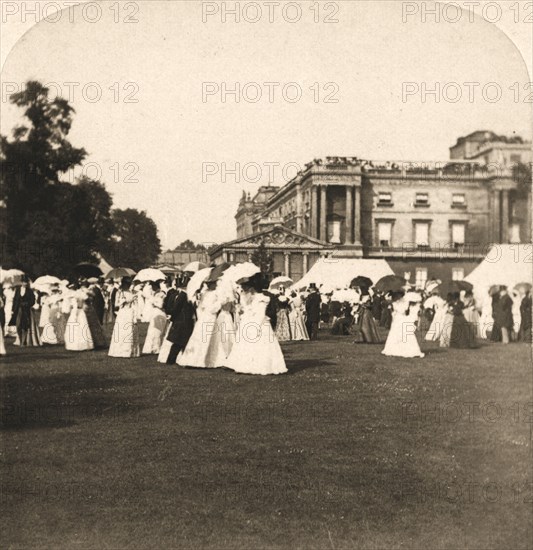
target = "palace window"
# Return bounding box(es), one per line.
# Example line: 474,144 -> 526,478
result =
510,223 -> 521,244
451,222 -> 465,248
378,192 -> 392,206
415,268 -> 428,289
452,267 -> 464,281
327,220 -> 341,244
452,193 -> 466,207
377,221 -> 392,247
415,192 -> 429,206
414,222 -> 430,248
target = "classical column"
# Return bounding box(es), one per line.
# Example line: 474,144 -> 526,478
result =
493,190 -> 501,242
284,252 -> 290,277
296,184 -> 303,233
501,190 -> 509,243
345,185 -> 353,245
302,252 -> 308,274
310,186 -> 318,239
353,186 -> 361,244
320,185 -> 327,241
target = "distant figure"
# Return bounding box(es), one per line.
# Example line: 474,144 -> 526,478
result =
305,284 -> 321,340
518,290 -> 532,342
382,291 -> 424,358
493,287 -> 514,344
9,277 -> 41,347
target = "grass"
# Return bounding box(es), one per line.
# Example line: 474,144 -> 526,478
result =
1,327 -> 531,549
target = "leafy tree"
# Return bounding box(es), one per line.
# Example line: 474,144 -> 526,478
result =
111,208 -> 161,271
0,81 -> 111,276
176,239 -> 196,250
251,239 -> 273,275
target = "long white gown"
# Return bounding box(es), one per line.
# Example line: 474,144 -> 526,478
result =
424,295 -> 447,342
382,298 -> 425,358
226,291 -> 288,375
65,293 -> 94,352
142,291 -> 167,355
109,291 -> 140,358
177,289 -> 219,367
289,296 -> 309,341
40,295 -> 59,345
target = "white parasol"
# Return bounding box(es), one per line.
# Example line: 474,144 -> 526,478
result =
134,268 -> 167,282
186,267 -> 213,302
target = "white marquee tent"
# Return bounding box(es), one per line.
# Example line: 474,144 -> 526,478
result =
465,244 -> 533,303
292,258 -> 394,292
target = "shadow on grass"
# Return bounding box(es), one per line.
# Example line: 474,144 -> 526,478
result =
1,373 -> 144,432
285,358 -> 336,374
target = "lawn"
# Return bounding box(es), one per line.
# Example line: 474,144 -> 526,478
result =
1,331 -> 531,549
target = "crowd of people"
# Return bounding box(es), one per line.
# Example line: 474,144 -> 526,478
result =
0,267 -> 531,370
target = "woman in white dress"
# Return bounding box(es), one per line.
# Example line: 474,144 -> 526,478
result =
289,292 -> 309,341
65,288 -> 94,352
177,283 -> 220,367
226,274 -> 288,375
424,293 -> 447,342
109,278 -> 140,358
142,285 -> 167,354
40,292 -> 59,345
382,291 -> 425,358
3,285 -> 17,337
205,279 -> 237,368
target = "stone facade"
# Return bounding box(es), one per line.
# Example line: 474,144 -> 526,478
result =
223,133 -> 532,285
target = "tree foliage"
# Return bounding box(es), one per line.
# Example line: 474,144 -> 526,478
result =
111,208 -> 161,271
251,239 -> 273,275
0,80 -> 159,278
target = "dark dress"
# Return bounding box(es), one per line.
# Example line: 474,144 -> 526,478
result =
449,300 -> 477,349
492,294 -> 514,341
263,291 -> 279,330
357,300 -> 382,343
331,305 -> 353,335
305,292 -> 321,340
518,294 -> 532,342
166,290 -> 196,364
90,285 -> 106,325
85,292 -> 107,349
379,299 -> 392,330
9,287 -> 41,346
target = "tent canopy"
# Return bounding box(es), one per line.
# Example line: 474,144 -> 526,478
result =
292,258 -> 394,292
465,244 -> 533,303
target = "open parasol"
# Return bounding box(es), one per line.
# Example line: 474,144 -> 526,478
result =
186,267 -> 213,302
514,282 -> 532,294
106,267 -> 136,279
135,268 -> 166,282
269,275 -> 294,290
437,280 -> 473,298
206,262 -> 232,283
0,268 -> 25,286
350,276 -> 373,290
183,261 -> 208,273
374,275 -> 406,293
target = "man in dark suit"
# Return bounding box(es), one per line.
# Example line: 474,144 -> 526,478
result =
493,286 -> 514,344
166,275 -> 196,364
305,283 -> 321,340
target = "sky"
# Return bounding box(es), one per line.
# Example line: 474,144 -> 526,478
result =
1,1 -> 531,250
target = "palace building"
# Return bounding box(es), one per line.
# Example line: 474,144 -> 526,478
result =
209,131 -> 532,286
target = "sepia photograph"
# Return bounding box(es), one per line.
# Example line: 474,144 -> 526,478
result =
0,1 -> 532,548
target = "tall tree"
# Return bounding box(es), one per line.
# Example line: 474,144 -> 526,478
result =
0,81 -> 94,276
251,239 -> 273,276
111,208 -> 162,271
